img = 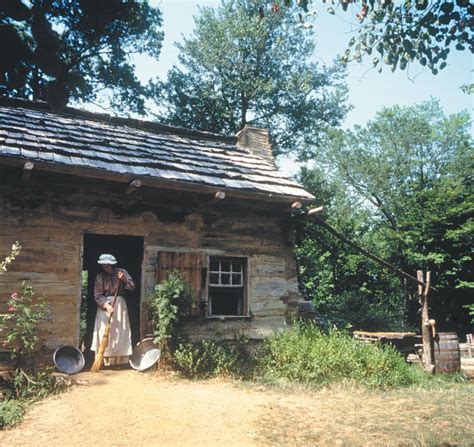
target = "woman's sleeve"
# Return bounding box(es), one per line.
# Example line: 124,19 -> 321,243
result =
94,274 -> 109,307
122,269 -> 135,291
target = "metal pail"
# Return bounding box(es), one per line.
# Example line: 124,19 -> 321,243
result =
129,338 -> 161,372
53,346 -> 85,374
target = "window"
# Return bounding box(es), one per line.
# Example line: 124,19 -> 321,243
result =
208,257 -> 247,316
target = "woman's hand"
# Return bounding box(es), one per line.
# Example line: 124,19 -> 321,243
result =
117,271 -> 126,282
104,303 -> 114,318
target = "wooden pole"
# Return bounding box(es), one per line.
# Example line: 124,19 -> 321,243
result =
125,179 -> 141,194
311,215 -> 437,292
22,161 -> 34,182
308,206 -> 324,216
291,201 -> 303,210
418,270 -> 434,373
209,191 -> 226,204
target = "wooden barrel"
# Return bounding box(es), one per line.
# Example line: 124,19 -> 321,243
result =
434,332 -> 460,373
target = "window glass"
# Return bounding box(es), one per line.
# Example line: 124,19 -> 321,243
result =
209,260 -> 220,271
208,257 -> 246,316
232,274 -> 242,286
209,273 -> 219,284
221,273 -> 231,285
221,261 -> 231,272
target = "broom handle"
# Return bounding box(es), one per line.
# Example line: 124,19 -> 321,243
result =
107,280 -> 120,323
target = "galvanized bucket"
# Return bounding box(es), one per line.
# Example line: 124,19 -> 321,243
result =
53,346 -> 85,375
129,338 -> 161,372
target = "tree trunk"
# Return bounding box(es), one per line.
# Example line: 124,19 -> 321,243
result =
240,91 -> 248,129
32,67 -> 41,101
418,270 -> 434,373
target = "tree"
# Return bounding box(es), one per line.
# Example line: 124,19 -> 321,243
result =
154,0 -> 348,156
297,100 -> 473,332
295,169 -> 409,330
267,1 -> 473,73
0,0 -> 163,113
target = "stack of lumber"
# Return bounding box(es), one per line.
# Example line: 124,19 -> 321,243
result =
353,331 -> 422,356
461,358 -> 474,379
460,334 -> 474,379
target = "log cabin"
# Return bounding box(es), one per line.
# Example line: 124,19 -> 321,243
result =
0,98 -> 314,367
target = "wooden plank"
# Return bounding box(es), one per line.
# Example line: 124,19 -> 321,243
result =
156,251 -> 202,313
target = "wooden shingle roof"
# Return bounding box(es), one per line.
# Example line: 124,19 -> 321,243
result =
0,99 -> 314,202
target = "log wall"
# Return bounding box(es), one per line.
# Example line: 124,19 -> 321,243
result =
0,165 -> 301,357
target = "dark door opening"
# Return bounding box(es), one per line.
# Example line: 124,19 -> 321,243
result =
82,234 -> 144,364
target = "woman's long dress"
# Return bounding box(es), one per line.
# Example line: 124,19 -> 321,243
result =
92,268 -> 135,366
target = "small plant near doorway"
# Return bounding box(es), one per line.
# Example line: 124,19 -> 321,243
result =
147,271 -> 193,363
1,282 -> 48,371
0,282 -> 61,429
0,245 -> 62,429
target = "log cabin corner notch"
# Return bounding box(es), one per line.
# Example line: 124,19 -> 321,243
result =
0,97 -> 314,365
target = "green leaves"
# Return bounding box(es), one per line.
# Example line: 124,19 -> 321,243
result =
1,281 -> 49,369
0,241 -> 21,274
297,100 -> 473,333
155,0 -> 348,157
0,1 -> 164,113
332,0 -> 473,73
147,271 -> 193,355
259,323 -> 421,388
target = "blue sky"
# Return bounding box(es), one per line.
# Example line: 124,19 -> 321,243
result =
132,0 -> 472,174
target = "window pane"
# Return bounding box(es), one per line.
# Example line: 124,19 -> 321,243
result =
209,273 -> 219,284
210,260 -> 220,271
231,262 -> 243,273
221,273 -> 231,285
232,274 -> 242,285
221,261 -> 231,272
209,287 -> 243,316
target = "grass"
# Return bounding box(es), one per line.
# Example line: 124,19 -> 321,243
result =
255,380 -> 474,446
258,323 -> 425,389
0,368 -> 64,429
170,323 -> 473,445
0,399 -> 24,429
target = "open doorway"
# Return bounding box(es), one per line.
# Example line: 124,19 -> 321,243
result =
81,234 -> 144,365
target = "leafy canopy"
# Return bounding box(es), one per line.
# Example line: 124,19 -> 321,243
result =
297,99 -> 473,332
278,0 -> 473,73
0,0 -> 163,113
155,0 -> 348,156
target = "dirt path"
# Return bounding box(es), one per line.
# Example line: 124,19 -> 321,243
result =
1,370 -> 473,446
0,370 -> 275,446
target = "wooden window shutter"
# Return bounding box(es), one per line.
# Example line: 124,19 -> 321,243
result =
156,251 -> 203,314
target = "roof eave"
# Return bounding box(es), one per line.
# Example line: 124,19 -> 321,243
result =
0,155 -> 315,204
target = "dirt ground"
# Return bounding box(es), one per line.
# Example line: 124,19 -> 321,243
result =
1,369 -> 473,446
1,369 -> 278,447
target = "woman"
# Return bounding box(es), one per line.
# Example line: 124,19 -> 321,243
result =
91,253 -> 135,366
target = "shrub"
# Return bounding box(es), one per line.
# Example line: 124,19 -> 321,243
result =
1,281 -> 49,372
258,322 -> 423,389
173,336 -> 255,379
0,241 -> 21,274
0,244 -> 61,430
7,368 -> 60,401
0,399 -> 24,429
147,271 -> 193,360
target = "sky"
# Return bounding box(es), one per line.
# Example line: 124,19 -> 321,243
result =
132,0 -> 472,175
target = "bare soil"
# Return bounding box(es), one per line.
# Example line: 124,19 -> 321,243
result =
1,369 -> 473,446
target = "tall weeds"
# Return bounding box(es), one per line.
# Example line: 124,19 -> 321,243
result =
257,322 -> 423,388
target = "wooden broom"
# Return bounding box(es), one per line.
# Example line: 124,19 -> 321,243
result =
90,288 -> 119,372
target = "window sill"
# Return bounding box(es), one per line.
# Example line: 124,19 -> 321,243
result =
205,315 -> 252,321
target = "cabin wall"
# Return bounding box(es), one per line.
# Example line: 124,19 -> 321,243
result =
0,166 -> 301,356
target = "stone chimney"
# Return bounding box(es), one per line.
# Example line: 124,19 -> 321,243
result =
235,126 -> 275,167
